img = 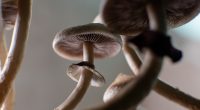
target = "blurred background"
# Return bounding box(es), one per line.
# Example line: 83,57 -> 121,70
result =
3,0 -> 200,110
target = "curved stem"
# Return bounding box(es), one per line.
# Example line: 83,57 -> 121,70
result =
121,36 -> 142,75
154,80 -> 200,110
88,50 -> 163,110
55,69 -> 93,110
86,0 -> 166,110
0,0 -> 31,106
123,43 -> 200,110
1,87 -> 15,110
0,30 -> 15,110
121,2 -> 200,110
55,41 -> 94,110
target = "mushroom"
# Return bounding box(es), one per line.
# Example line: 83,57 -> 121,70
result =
1,0 -> 18,29
101,0 -> 200,35
0,0 -> 18,109
86,0 -> 167,109
52,23 -> 121,110
93,0 -> 200,109
0,0 -> 31,107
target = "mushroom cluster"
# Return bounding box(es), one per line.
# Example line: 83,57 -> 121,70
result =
53,23 -> 121,110
52,0 -> 200,110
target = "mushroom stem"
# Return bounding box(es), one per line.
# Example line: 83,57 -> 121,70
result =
87,50 -> 163,110
123,43 -> 200,110
120,1 -> 200,110
87,0 -> 166,109
146,0 -> 166,32
121,36 -> 142,75
83,41 -> 94,64
55,68 -> 93,110
0,0 -> 31,106
55,41 -> 94,110
1,87 -> 15,110
154,80 -> 200,110
0,29 -> 15,110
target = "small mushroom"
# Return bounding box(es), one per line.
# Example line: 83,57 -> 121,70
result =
101,0 -> 200,35
1,0 -> 18,29
53,23 -> 121,109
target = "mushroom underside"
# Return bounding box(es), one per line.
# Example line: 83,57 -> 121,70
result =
53,32 -> 121,60
102,0 -> 200,35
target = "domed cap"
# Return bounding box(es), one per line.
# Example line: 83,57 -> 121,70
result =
53,23 -> 121,60
101,0 -> 200,35
1,0 -> 18,29
67,62 -> 105,87
103,73 -> 134,102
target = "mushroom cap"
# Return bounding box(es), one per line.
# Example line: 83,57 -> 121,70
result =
101,0 -> 200,35
103,73 -> 134,102
67,62 -> 105,87
2,0 -> 18,29
53,23 -> 121,61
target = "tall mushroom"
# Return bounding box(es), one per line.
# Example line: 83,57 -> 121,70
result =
97,0 -> 200,109
53,23 -> 121,110
0,0 -> 31,108
0,0 -> 18,109
86,0 -> 167,109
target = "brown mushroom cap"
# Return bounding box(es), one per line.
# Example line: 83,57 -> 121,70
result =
1,0 -> 18,29
103,73 -> 134,102
101,0 -> 200,35
67,62 -> 105,87
53,23 -> 121,60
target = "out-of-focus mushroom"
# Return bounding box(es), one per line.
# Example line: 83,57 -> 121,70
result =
101,0 -> 200,35
0,0 -> 31,107
87,0 -> 167,109
53,23 -> 121,110
1,0 -> 18,29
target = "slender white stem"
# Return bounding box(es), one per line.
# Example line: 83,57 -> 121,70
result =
83,41 -> 94,64
55,41 -> 94,110
55,68 -> 93,110
0,0 -> 31,106
0,29 -> 15,110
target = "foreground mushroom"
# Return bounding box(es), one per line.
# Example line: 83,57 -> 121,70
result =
101,0 -> 200,35
53,23 -> 121,110
0,0 -> 18,109
87,0 -> 167,109
0,0 -> 31,107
